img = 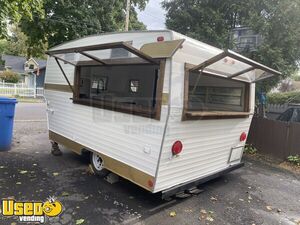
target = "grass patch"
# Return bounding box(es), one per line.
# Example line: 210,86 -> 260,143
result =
244,144 -> 258,155
287,155 -> 300,166
16,97 -> 44,103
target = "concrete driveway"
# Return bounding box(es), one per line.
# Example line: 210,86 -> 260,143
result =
0,103 -> 299,225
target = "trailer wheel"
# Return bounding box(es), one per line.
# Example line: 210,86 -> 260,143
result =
90,152 -> 109,177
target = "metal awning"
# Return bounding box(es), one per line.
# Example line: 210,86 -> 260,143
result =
46,41 -> 159,66
190,49 -> 281,83
45,40 -> 185,95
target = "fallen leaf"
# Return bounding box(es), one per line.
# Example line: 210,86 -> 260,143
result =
266,206 -> 272,211
248,196 -> 253,200
200,209 -> 207,214
184,209 -> 193,213
169,211 -> 176,217
239,198 -> 244,202
53,172 -> 59,176
62,192 -> 69,197
16,182 -> 21,185
206,216 -> 214,222
87,164 -> 95,175
20,170 -> 28,174
199,209 -> 207,220
76,219 -> 85,224
33,164 -> 37,166
210,196 -> 218,201
277,208 -> 282,213
11,222 -> 17,225
0,166 -> 5,169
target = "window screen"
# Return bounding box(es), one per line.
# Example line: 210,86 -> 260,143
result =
188,72 -> 247,112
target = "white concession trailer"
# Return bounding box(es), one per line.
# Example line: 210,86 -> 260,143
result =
44,30 -> 280,197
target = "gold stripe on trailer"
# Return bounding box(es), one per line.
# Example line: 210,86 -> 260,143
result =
49,131 -> 155,191
44,83 -> 73,93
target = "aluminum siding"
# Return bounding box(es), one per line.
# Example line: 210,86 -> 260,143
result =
45,32 -> 174,177
154,38 -> 255,192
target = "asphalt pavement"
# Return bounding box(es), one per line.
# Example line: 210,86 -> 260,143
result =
0,103 -> 299,225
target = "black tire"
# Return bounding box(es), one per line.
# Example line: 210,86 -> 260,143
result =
89,151 -> 109,177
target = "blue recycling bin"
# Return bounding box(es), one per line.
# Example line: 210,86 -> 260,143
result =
0,97 -> 17,151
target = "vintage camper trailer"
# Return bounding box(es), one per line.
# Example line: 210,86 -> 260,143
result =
44,30 -> 280,197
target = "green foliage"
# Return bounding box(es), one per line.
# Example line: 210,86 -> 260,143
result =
244,144 -> 258,155
267,91 -> 300,104
0,0 -> 44,37
0,70 -> 20,83
19,0 -> 148,49
162,0 -> 244,49
162,0 -> 300,91
287,155 -> 300,166
0,25 -> 47,58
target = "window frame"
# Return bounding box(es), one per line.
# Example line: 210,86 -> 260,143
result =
72,60 -> 165,120
182,63 -> 251,120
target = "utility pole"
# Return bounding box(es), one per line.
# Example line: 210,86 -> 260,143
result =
125,0 -> 130,31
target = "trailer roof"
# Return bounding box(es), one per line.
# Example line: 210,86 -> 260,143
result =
46,30 -> 281,83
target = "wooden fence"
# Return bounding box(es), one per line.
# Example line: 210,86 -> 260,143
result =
247,117 -> 300,160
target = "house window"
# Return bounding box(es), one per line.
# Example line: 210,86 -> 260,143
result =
29,64 -> 34,70
129,80 -> 139,93
74,64 -> 161,119
183,71 -> 250,119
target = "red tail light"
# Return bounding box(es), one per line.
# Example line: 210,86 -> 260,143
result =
157,36 -> 164,42
172,141 -> 183,155
240,132 -> 247,142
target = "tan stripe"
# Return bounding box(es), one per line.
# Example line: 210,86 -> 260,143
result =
162,93 -> 169,105
44,83 -> 73,93
140,39 -> 185,58
49,131 -> 154,191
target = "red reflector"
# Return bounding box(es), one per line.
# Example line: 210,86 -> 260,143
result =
148,180 -> 153,188
157,36 -> 164,42
240,132 -> 247,142
172,141 -> 183,155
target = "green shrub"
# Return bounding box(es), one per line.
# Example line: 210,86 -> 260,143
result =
244,144 -> 258,155
267,91 -> 300,104
0,70 -> 19,83
294,76 -> 300,81
287,155 -> 300,166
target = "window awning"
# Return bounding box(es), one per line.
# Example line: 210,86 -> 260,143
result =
189,49 -> 281,83
46,41 -> 159,66
140,39 -> 185,58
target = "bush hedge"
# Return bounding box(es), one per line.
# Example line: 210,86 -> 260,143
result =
0,70 -> 19,83
267,91 -> 300,104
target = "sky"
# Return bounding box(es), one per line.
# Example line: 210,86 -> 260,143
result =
137,0 -> 166,30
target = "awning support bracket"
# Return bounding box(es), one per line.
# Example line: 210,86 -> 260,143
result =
53,55 -> 77,66
55,58 -> 75,94
190,49 -> 281,82
79,51 -> 107,65
46,41 -> 159,66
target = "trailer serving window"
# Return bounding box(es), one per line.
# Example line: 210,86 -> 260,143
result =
74,64 -> 161,118
188,72 -> 248,111
45,41 -> 181,120
183,49 -> 281,120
